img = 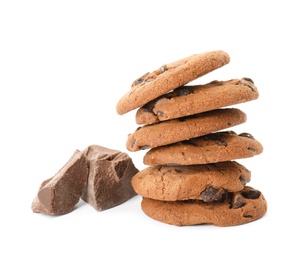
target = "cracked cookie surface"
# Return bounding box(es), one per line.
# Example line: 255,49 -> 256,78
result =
141,186 -> 267,226
116,50 -> 230,115
126,108 -> 246,152
131,161 -> 251,201
136,78 -> 258,125
144,131 -> 263,166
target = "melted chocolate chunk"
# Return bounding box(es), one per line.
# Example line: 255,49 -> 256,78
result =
159,65 -> 168,74
231,194 -> 245,209
242,188 -> 261,199
242,77 -> 254,84
176,87 -> 194,96
239,132 -> 255,139
239,176 -> 247,186
141,145 -> 151,150
200,186 -> 224,202
216,140 -> 227,146
132,72 -> 150,87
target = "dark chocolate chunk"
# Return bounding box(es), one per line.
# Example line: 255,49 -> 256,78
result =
81,145 -> 138,211
200,186 -> 224,202
242,77 -> 254,84
239,132 -> 255,139
231,194 -> 245,209
32,150 -> 88,215
132,72 -> 150,87
159,65 -> 168,74
176,87 -> 194,96
242,188 -> 261,199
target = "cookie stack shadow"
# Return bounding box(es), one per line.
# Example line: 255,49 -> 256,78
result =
116,50 -> 267,227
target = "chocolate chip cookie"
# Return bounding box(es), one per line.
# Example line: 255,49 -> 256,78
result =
116,50 -> 230,115
141,186 -> 267,226
126,108 -> 247,152
143,131 -> 263,166
131,161 -> 251,201
136,78 -> 258,125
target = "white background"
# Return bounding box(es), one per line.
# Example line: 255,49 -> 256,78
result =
1,1 -> 306,259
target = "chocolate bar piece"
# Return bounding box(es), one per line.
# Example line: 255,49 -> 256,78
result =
32,150 -> 88,215
82,145 -> 138,211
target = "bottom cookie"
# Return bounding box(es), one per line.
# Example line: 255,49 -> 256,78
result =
141,186 -> 267,227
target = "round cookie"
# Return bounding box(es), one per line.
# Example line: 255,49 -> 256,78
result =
136,78 -> 258,125
144,131 -> 263,166
131,161 -> 251,201
141,186 -> 267,227
116,50 -> 230,115
126,108 -> 246,152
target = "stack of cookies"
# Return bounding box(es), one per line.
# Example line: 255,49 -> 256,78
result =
116,50 -> 267,227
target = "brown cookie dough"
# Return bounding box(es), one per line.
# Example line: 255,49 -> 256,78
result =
131,161 -> 251,201
144,131 -> 263,166
32,150 -> 88,215
81,145 -> 139,211
136,78 -> 258,125
126,108 -> 247,152
141,186 -> 267,226
116,50 -> 230,115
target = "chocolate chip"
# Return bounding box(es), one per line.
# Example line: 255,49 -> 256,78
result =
216,140 -> 227,146
131,139 -> 136,148
239,176 -> 247,186
231,194 -> 245,209
175,169 -> 182,173
239,132 -> 255,139
145,78 -> 155,83
176,87 -> 194,96
223,130 -> 237,135
132,72 -> 150,87
157,111 -> 164,116
202,132 -> 223,141
200,186 -> 224,202
242,77 -> 254,84
141,145 -> 151,150
159,65 -> 167,74
166,163 -> 182,166
242,188 -> 261,199
247,147 -> 255,152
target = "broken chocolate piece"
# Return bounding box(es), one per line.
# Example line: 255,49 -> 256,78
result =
200,186 -> 225,202
81,145 -> 139,211
32,150 -> 88,215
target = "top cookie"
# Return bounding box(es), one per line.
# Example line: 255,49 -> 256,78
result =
136,78 -> 258,125
116,50 -> 230,115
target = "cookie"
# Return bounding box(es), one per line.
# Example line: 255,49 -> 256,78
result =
131,161 -> 251,201
116,50 -> 230,115
126,108 -> 246,152
32,150 -> 88,215
81,145 -> 139,211
141,186 -> 267,226
136,78 -> 258,125
144,131 -> 263,166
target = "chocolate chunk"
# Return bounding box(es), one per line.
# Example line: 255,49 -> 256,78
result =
239,132 -> 255,139
141,145 -> 151,150
200,186 -> 224,202
242,77 -> 254,84
239,176 -> 247,186
132,72 -> 150,87
32,150 -> 88,215
176,87 -> 194,96
242,188 -> 261,199
158,65 -> 168,74
81,145 -> 138,211
231,194 -> 245,209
